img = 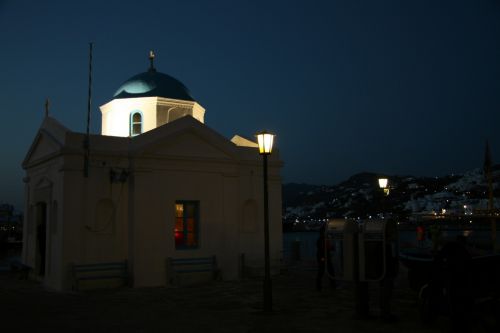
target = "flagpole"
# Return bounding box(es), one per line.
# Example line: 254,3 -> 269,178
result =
84,42 -> 93,178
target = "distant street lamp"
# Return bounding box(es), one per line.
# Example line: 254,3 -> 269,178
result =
256,131 -> 274,313
378,178 -> 389,196
378,177 -> 390,219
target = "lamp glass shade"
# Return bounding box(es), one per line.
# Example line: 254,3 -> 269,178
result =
378,178 -> 388,189
257,132 -> 274,155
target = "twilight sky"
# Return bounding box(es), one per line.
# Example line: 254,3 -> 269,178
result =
1,0 -> 500,210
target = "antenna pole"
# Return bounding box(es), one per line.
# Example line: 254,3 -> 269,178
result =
84,42 -> 93,178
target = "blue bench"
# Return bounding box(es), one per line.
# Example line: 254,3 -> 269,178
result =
71,261 -> 128,291
166,256 -> 220,286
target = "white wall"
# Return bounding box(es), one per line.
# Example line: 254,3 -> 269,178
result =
24,119 -> 282,291
100,97 -> 206,137
100,97 -> 158,137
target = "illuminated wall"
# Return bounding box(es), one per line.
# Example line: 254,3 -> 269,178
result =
22,116 -> 283,291
100,97 -> 205,137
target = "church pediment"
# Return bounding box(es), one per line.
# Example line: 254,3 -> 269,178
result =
141,130 -> 235,160
23,117 -> 69,168
35,176 -> 53,190
23,130 -> 63,168
133,116 -> 237,160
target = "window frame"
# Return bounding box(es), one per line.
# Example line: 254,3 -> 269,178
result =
129,111 -> 143,137
174,200 -> 200,250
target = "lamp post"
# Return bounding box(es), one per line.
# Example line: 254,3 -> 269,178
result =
378,178 -> 389,219
378,178 -> 389,196
256,131 -> 274,313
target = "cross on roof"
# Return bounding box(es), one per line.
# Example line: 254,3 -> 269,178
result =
45,98 -> 50,117
149,50 -> 156,71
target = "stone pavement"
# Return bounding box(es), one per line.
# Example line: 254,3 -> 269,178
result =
0,265 -> 496,332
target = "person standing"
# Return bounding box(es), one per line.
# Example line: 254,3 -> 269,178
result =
429,223 -> 442,253
380,219 -> 399,321
316,227 -> 336,291
416,223 -> 426,248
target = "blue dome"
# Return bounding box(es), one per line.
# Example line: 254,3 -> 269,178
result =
113,69 -> 195,101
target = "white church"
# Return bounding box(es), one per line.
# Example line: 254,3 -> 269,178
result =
21,53 -> 283,291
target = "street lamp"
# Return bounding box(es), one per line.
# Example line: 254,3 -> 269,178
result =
378,178 -> 389,196
256,131 -> 274,313
378,177 -> 389,219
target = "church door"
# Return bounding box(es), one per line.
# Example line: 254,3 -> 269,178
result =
35,202 -> 47,276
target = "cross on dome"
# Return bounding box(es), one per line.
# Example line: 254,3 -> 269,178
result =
149,50 -> 156,72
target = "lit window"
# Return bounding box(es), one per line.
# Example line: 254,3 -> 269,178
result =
130,111 -> 143,136
174,201 -> 199,249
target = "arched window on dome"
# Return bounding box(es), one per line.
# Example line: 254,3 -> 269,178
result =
130,111 -> 143,136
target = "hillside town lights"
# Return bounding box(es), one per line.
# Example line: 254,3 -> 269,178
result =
256,131 -> 275,313
378,178 -> 389,196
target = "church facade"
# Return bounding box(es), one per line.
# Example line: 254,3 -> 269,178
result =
21,56 -> 283,291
